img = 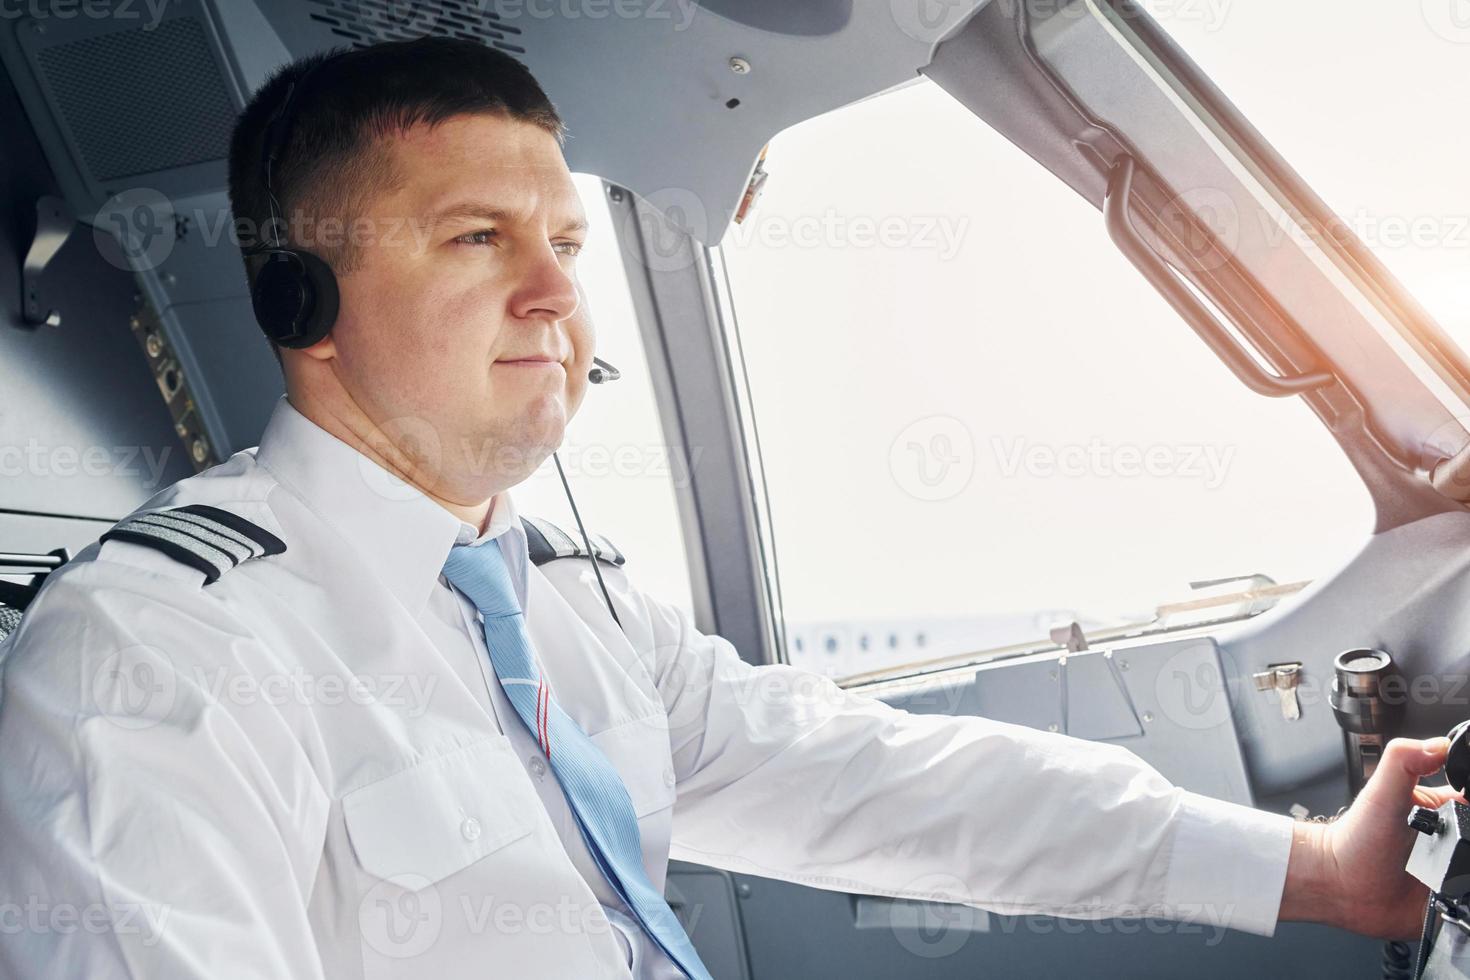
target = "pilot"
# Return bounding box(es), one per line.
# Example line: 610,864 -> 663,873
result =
0,37 -> 1456,979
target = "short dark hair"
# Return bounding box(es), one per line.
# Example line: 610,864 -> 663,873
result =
227,37 -> 564,287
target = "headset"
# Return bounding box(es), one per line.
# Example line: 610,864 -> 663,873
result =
245,53 -> 343,351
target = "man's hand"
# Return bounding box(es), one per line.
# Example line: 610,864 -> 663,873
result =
1281,736 -> 1462,939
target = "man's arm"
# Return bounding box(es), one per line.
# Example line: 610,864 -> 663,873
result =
614,583 -> 1289,934
0,556 -> 330,978
618,577 -> 1444,940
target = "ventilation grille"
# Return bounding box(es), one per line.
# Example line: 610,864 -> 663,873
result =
34,16 -> 235,183
305,0 -> 526,53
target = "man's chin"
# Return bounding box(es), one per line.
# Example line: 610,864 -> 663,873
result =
502,416 -> 565,477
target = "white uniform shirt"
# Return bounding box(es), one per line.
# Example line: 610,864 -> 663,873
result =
0,396 -> 1295,979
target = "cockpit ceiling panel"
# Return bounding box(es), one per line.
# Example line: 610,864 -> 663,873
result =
249,0 -> 990,243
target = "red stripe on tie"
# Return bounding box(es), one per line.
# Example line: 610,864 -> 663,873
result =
537,679 -> 550,758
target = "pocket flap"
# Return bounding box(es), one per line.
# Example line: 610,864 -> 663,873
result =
343,737 -> 534,887
590,715 -> 676,817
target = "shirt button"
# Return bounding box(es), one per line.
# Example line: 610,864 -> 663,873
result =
663,767 -> 676,788
460,817 -> 482,842
529,756 -> 547,778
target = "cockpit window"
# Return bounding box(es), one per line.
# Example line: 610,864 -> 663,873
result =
718,77 -> 1374,682
1150,1 -> 1470,351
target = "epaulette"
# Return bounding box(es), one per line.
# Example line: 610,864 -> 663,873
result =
99,504 -> 286,585
521,516 -> 625,568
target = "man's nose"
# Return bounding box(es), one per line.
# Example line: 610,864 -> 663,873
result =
509,245 -> 580,322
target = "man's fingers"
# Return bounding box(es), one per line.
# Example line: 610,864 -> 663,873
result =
1415,785 -> 1465,809
1391,737 -> 1450,776
1362,738 -> 1451,804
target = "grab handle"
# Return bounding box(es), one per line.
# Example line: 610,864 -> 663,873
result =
1104,155 -> 1334,398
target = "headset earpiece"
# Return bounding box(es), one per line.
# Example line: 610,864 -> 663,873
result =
248,52 -> 344,349
250,247 -> 339,349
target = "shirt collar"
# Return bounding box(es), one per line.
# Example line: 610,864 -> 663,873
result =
254,395 -> 525,616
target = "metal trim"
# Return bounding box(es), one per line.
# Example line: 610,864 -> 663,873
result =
606,181 -> 779,666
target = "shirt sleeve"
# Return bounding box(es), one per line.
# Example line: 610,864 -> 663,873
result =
0,550 -> 331,978
618,581 -> 1294,937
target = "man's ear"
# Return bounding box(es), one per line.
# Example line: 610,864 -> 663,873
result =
298,333 -> 337,361
278,335 -> 335,397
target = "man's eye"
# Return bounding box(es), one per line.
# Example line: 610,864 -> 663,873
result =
553,240 -> 584,257
455,229 -> 497,246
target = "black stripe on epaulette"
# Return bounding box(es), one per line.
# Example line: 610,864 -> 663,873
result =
521,516 -> 625,568
100,505 -> 286,585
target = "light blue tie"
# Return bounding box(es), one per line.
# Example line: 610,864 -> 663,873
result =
443,539 -> 712,980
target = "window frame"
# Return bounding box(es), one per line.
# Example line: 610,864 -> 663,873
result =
607,180 -> 784,668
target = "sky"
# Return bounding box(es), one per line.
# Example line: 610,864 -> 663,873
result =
519,0 -> 1470,676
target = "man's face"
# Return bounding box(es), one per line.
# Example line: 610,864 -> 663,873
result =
313,112 -> 592,504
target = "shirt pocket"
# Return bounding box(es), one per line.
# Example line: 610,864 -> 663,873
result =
342,736 -> 534,888
589,714 -> 677,818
